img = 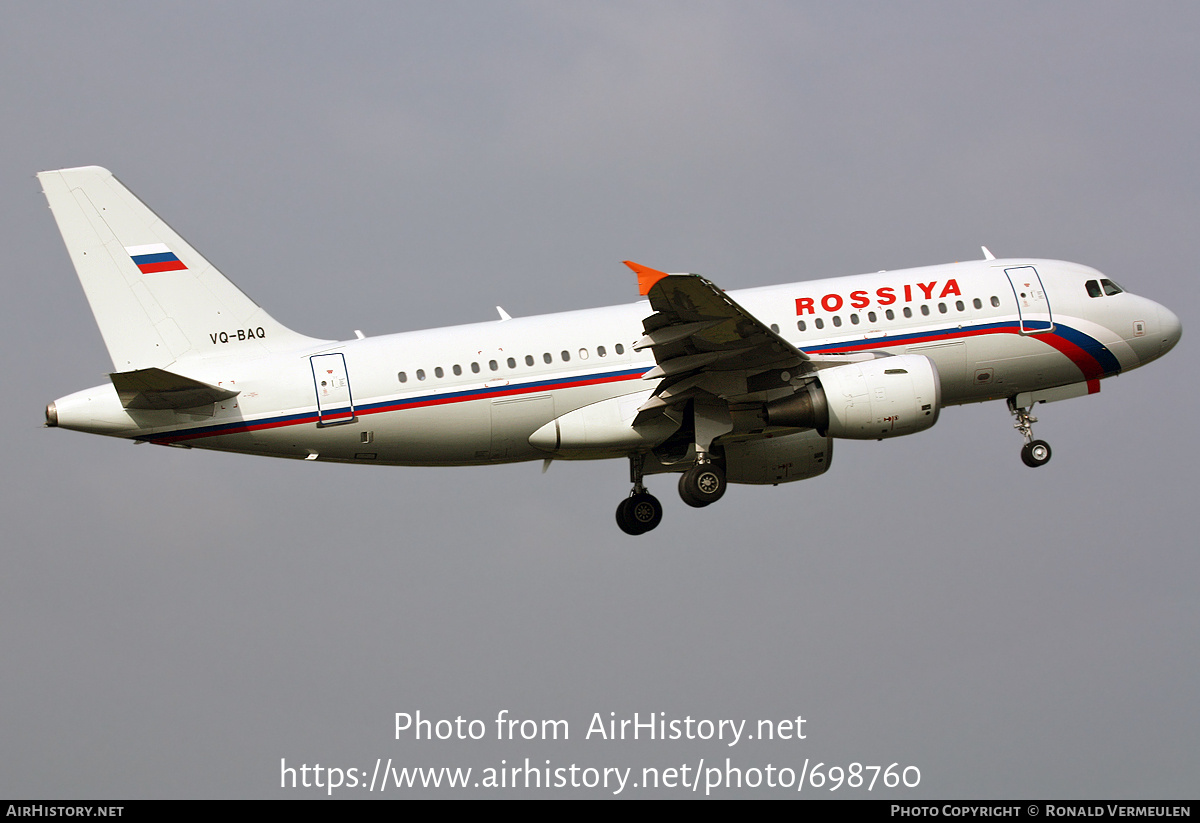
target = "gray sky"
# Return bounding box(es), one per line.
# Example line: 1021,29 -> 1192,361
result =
2,1 -> 1196,798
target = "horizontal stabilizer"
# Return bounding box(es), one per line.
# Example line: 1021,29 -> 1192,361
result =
109,368 -> 239,410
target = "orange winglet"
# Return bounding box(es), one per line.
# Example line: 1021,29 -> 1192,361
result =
624,260 -> 670,296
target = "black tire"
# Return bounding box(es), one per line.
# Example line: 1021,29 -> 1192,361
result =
1021,439 -> 1052,468
616,498 -> 641,535
679,463 -> 726,508
617,493 -> 662,535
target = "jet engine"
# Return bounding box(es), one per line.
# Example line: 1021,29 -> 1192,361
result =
766,354 -> 941,439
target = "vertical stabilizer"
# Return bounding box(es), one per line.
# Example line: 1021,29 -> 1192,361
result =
38,166 -> 326,371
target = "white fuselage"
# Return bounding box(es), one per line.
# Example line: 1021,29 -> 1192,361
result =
50,258 -> 1180,466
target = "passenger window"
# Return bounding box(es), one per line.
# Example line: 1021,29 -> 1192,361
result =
938,303 -> 947,314
991,296 -> 1001,307
507,357 -> 516,369
973,298 -> 982,309
434,366 -> 444,378
597,346 -> 606,357
416,369 -> 426,381
489,360 -> 498,371
867,311 -> 877,322
561,350 -> 570,362
921,305 -> 930,316
1086,280 -> 1102,298
615,343 -> 625,355
956,300 -> 965,312
903,307 -> 913,318
578,348 -> 589,360
471,362 -> 480,373
832,315 -> 842,327
453,364 -> 462,376
525,355 -> 534,366
398,372 -> 407,383
850,314 -> 860,325
815,317 -> 825,329
770,323 -> 780,333
543,353 -> 552,364
797,320 -> 807,332
1102,279 -> 1123,296
885,309 -> 895,320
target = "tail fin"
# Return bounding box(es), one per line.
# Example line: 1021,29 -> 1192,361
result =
38,166 -> 325,371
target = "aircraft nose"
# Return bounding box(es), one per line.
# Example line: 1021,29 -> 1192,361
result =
1158,304 -> 1182,356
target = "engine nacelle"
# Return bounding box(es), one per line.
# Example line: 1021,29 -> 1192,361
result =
722,429 -> 833,485
766,354 -> 941,440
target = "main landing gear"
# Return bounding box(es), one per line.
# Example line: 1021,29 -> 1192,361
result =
616,404 -> 733,534
616,453 -> 663,536
678,461 -> 726,508
1008,397 -> 1052,468
616,492 -> 663,535
616,454 -> 730,535
675,400 -> 730,509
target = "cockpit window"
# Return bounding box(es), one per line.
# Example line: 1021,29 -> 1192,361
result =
1101,278 -> 1123,296
1085,279 -> 1102,298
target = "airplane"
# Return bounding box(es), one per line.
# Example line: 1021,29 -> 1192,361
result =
40,166 -> 1182,535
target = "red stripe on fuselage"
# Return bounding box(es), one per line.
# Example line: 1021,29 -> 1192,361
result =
816,326 -> 1107,384
148,370 -> 645,445
1028,333 -> 1107,383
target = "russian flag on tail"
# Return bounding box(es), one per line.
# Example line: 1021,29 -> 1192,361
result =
125,243 -> 188,274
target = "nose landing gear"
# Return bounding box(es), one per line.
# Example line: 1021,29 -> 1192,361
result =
1009,397 -> 1052,468
1021,439 -> 1052,468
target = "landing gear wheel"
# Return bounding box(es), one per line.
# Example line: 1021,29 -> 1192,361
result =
1021,439 -> 1052,468
616,492 -> 663,535
678,463 -> 727,508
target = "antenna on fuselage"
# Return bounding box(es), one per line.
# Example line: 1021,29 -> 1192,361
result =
981,246 -> 996,260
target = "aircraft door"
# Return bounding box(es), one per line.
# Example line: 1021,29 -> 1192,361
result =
1005,266 -> 1054,334
310,352 -> 357,426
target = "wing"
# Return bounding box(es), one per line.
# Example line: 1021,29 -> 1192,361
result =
625,261 -> 815,423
